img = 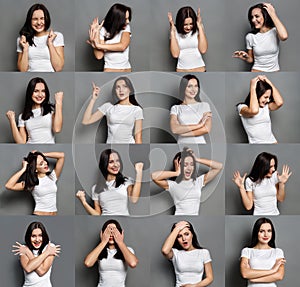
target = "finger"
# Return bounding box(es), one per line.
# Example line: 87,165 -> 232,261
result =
92,82 -> 96,89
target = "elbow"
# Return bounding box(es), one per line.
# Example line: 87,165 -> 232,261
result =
200,47 -> 208,54
129,196 -> 139,204
280,33 -> 288,41
36,269 -> 47,277
276,99 -> 284,108
276,273 -> 284,281
128,258 -> 138,269
161,247 -> 170,257
84,259 -> 94,268
5,183 -> 13,190
170,126 -> 179,135
81,119 -> 89,125
53,126 -> 62,133
119,43 -> 129,52
245,205 -> 253,211
250,108 -> 259,115
54,65 -> 64,72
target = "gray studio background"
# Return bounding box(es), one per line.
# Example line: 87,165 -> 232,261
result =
0,72 -> 74,143
0,144 -> 74,215
73,72 -> 225,144
226,216 -> 300,287
150,144 -> 225,216
75,216 -> 151,287
225,72 -> 300,143
226,144 -> 300,215
150,215 -> 225,287
75,144 -> 150,216
0,0 -> 75,71
0,216 -> 74,287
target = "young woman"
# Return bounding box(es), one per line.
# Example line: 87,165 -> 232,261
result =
6,77 -> 63,144
168,6 -> 208,72
237,75 -> 283,144
76,149 -> 143,216
5,151 -> 65,215
233,152 -> 292,215
170,74 -> 212,144
17,3 -> 64,72
82,76 -> 143,144
151,147 -> 223,215
87,3 -> 132,72
240,217 -> 285,287
162,221 -> 213,287
12,221 -> 61,287
233,3 -> 288,72
84,219 -> 138,287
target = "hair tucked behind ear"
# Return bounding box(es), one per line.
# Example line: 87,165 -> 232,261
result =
248,3 -> 274,34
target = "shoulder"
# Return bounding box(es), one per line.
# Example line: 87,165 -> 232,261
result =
48,170 -> 57,181
237,103 -> 247,114
196,101 -> 211,110
170,104 -> 180,114
241,247 -> 251,258
98,102 -> 113,112
275,248 -> 284,258
123,24 -> 131,33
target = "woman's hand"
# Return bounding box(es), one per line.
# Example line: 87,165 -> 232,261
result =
263,3 -> 276,16
233,171 -> 247,188
76,190 -> 87,204
100,226 -> 111,244
6,110 -> 16,122
111,226 -> 124,245
196,7 -> 203,29
272,258 -> 286,272
233,50 -> 250,61
19,35 -> 29,51
134,162 -> 144,173
167,12 -> 176,33
47,29 -> 57,46
199,111 -> 212,127
45,242 -> 61,257
55,91 -> 64,105
87,18 -> 104,49
278,165 -> 292,184
174,157 -> 181,176
91,82 -> 100,100
175,221 -> 190,232
12,242 -> 30,256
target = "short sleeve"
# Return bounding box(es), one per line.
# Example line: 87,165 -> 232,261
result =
245,177 -> 254,192
134,107 -> 144,120
18,114 -> 25,127
237,104 -> 247,116
202,102 -> 211,113
98,102 -> 113,115
276,248 -> 284,259
17,37 -> 22,53
246,33 -> 253,50
170,105 -> 179,116
124,177 -> 134,188
53,32 -> 64,47
166,180 -> 175,192
240,247 -> 250,259
48,170 -> 57,182
127,246 -> 135,254
271,171 -> 279,185
203,249 -> 212,264
170,248 -> 178,261
122,24 -> 131,35
197,174 -> 205,188
100,27 -> 106,40
91,184 -> 98,201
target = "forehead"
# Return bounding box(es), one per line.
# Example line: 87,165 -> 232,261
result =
115,79 -> 127,86
251,8 -> 263,16
260,223 -> 272,230
34,82 -> 45,90
270,158 -> 275,165
178,227 -> 191,235
109,152 -> 119,161
184,17 -> 193,24
37,155 -> 45,163
32,9 -> 45,18
125,10 -> 129,18
32,228 -> 42,235
184,156 -> 194,163
187,78 -> 198,86
107,223 -> 117,229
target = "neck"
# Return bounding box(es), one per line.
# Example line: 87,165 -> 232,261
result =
35,30 -> 48,37
183,98 -> 197,105
37,172 -> 46,178
106,174 -> 116,181
255,243 -> 271,249
260,26 -> 270,33
108,243 -> 116,250
119,98 -> 131,105
32,104 -> 41,110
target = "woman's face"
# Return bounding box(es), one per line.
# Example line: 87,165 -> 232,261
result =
183,156 -> 194,180
177,227 -> 193,250
31,9 -> 46,34
251,8 -> 265,30
265,158 -> 276,178
183,17 -> 193,33
258,90 -> 271,107
106,223 -> 117,245
31,228 -> 43,249
257,223 -> 272,245
32,83 -> 46,107
36,155 -> 49,174
107,153 -> 120,175
125,10 -> 130,26
115,80 -> 131,102
184,79 -> 199,100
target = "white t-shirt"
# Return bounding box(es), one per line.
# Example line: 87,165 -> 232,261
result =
171,248 -> 212,287
100,25 -> 131,69
97,247 -> 134,287
32,170 -> 57,213
92,178 -> 134,216
18,108 -> 55,144
245,171 -> 280,215
246,27 -> 279,72
17,32 -> 64,72
237,104 -> 277,144
175,30 -> 205,69
241,247 -> 284,287
170,102 -> 211,144
167,175 -> 205,215
23,247 -> 53,287
98,103 -> 143,144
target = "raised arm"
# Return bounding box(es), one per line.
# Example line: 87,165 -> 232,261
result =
43,152 -> 65,179
196,8 -> 208,54
263,3 -> 288,41
82,82 -> 104,125
52,92 -> 63,133
277,165 -> 292,202
127,162 -> 143,203
232,171 -> 253,211
76,190 -> 102,215
47,30 -> 64,71
17,35 -> 29,72
6,111 -> 27,143
168,12 -> 180,58
5,160 -> 27,191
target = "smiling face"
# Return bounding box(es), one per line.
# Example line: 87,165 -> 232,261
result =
184,79 -> 199,100
31,82 -> 46,108
177,227 -> 194,251
183,17 -> 193,33
36,155 -> 49,174
251,8 -> 265,30
183,156 -> 195,180
257,223 -> 272,245
265,158 -> 276,178
31,9 -> 46,35
115,79 -> 131,102
258,90 -> 271,108
107,153 -> 120,176
30,228 -> 43,249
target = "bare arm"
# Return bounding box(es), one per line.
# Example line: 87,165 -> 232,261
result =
196,8 -> 208,54
134,119 -> 143,144
52,92 -> 63,133
5,161 -> 27,191
43,152 -> 65,179
250,265 -> 285,283
127,163 -> 143,203
233,49 -> 254,64
183,262 -> 213,287
6,111 -> 27,143
195,157 -> 223,185
168,12 -> 180,58
17,36 -> 29,72
262,76 -> 284,111
47,30 -> 64,71
96,32 -> 131,52
76,190 -> 102,215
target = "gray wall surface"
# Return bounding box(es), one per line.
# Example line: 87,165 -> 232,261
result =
0,216 -> 74,287
0,0 -> 75,71
226,144 -> 300,215
226,216 -> 300,287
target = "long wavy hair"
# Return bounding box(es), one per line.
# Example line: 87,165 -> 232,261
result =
248,3 -> 275,34
25,221 -> 49,255
103,3 -> 132,40
19,3 -> 51,46
171,221 -> 203,250
249,217 -> 276,248
175,6 -> 197,35
112,77 -> 141,107
98,219 -> 125,261
22,151 -> 50,192
21,77 -> 54,121
176,74 -> 201,105
247,152 -> 278,183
